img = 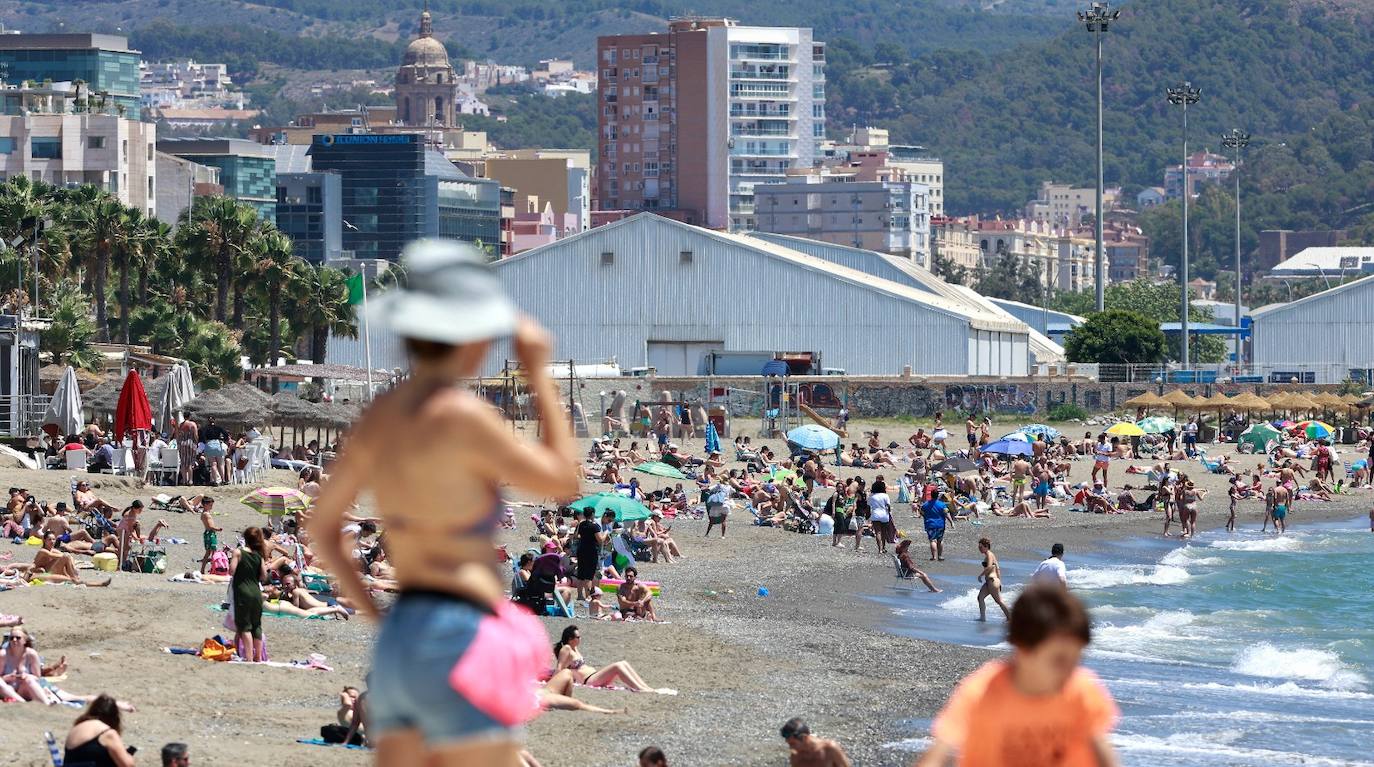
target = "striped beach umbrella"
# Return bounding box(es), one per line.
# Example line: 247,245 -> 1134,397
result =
239,487 -> 313,515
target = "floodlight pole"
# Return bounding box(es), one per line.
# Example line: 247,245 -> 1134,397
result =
1079,2 -> 1120,313
1167,82 -> 1201,369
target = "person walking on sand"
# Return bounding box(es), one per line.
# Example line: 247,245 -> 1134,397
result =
976,538 -> 1011,622
1271,482 -> 1291,534
198,498 -> 222,574
1092,434 -> 1112,486
1010,457 -> 1030,504
921,493 -> 954,561
916,586 -> 1120,767
308,240 -> 579,767
230,526 -> 269,662
781,718 -> 851,767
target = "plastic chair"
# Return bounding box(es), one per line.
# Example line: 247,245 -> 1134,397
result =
108,449 -> 127,476
65,450 -> 87,471
154,446 -> 180,485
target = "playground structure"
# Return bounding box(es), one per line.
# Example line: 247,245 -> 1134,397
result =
760,380 -> 849,438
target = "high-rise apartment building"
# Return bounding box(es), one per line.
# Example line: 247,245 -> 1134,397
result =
595,18 -> 825,231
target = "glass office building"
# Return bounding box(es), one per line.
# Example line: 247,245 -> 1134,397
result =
0,34 -> 142,119
310,133 -> 500,261
158,138 -> 277,221
276,172 -> 342,264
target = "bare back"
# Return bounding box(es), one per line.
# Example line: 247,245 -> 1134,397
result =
349,383 -> 509,603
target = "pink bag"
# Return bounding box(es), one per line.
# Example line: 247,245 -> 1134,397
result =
448,601 -> 550,726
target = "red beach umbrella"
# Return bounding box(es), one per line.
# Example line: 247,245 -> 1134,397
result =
113,370 -> 153,441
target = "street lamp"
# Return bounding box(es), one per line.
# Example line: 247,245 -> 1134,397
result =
1167,81 -> 1201,369
1221,128 -> 1249,367
1079,2 -> 1120,313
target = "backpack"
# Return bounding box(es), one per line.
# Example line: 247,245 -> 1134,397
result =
209,549 -> 230,575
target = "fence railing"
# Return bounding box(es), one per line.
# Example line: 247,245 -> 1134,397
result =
1077,364 -> 1374,387
0,394 -> 50,437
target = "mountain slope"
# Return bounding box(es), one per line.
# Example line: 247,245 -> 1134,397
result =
0,0 -> 1072,69
827,0 -> 1374,214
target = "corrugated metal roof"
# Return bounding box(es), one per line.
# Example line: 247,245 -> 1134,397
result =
1249,274 -> 1374,318
1270,247 -> 1374,275
506,214 -> 1024,333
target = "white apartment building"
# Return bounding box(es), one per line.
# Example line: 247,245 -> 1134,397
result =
1024,180 -> 1120,227
970,218 -> 1094,293
0,86 -> 156,215
753,175 -> 931,263
726,25 -> 825,231
140,59 -> 243,109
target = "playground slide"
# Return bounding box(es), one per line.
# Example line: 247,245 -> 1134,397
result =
798,402 -> 847,438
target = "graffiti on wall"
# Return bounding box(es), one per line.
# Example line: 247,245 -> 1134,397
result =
944,384 -> 1038,415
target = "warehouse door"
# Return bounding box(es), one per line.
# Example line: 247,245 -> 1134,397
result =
646,341 -> 723,376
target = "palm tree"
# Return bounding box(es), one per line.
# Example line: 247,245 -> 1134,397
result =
71,194 -> 125,342
138,219 -> 173,304
43,280 -> 101,371
179,197 -> 259,323
111,205 -> 147,345
250,230 -> 303,390
297,264 -> 357,364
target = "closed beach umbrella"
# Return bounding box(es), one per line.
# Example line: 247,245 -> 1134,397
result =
633,461 -> 687,480
240,486 -> 313,515
155,362 -> 197,434
1105,421 -> 1146,437
113,370 -> 153,441
568,492 -> 651,523
785,424 -> 840,451
704,422 -> 720,454
42,366 -> 84,437
1136,416 -> 1176,434
981,438 -> 1033,457
1018,424 -> 1061,440
1239,423 -> 1281,453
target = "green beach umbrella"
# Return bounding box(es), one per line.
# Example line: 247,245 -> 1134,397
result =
1238,423 -> 1281,454
633,461 -> 687,480
1136,416 -> 1176,434
567,492 -> 652,523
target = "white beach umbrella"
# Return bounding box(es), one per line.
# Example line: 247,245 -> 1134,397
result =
156,362 -> 197,434
41,366 -> 83,437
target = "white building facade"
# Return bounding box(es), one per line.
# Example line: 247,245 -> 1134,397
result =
0,111 -> 156,216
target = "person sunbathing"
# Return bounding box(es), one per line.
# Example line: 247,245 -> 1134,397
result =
552,625 -> 667,693
1008,500 -> 1053,518
540,669 -> 621,714
71,481 -> 117,516
2,626 -> 49,702
1084,488 -> 1121,515
261,584 -> 350,619
894,539 -> 941,593
279,573 -> 355,617
1304,478 -> 1334,501
616,567 -> 658,621
33,533 -> 112,586
641,514 -> 681,563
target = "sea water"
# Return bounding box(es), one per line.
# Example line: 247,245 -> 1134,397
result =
875,517 -> 1374,766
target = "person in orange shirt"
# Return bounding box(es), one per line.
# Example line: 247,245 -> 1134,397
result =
915,585 -> 1120,767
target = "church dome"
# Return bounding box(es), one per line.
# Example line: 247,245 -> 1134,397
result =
402,11 -> 450,67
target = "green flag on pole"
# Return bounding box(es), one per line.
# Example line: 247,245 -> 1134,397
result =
345,272 -> 365,305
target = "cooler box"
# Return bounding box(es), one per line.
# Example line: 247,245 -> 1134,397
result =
92,552 -> 118,572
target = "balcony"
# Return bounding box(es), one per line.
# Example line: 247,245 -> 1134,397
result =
730,107 -> 794,119
729,68 -> 795,81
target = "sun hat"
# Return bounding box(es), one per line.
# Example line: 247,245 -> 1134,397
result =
367,238 -> 517,346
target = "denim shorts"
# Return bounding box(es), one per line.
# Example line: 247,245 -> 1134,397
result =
369,592 -> 512,744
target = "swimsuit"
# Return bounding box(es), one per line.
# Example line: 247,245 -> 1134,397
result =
65,729 -> 118,767
203,529 -> 218,551
1273,504 -> 1287,520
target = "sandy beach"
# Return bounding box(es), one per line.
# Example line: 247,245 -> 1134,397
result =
2,420 -> 1368,766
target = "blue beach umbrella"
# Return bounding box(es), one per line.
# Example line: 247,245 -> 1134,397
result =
1019,424 -> 1061,440
786,424 -> 841,451
1000,431 -> 1032,442
980,438 -> 1034,457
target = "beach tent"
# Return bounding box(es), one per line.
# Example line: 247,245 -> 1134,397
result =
41,366 -> 83,438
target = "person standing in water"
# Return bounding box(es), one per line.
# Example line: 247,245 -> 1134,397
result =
976,537 -> 1011,622
309,240 -> 580,767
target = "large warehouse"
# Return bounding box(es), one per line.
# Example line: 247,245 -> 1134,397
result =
1250,274 -> 1374,383
487,213 -> 1037,377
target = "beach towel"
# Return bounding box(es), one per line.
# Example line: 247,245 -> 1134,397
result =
297,738 -> 368,750
210,604 -> 330,621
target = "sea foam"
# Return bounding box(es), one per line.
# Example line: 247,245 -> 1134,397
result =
1231,642 -> 1368,689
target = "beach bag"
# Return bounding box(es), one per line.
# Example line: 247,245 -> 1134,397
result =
448,600 -> 550,727
209,549 -> 230,576
200,637 -> 232,662
848,515 -> 859,532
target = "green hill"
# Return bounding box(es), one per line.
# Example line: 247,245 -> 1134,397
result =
827,0 -> 1374,216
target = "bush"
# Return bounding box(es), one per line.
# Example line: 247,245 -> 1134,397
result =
1047,403 -> 1088,422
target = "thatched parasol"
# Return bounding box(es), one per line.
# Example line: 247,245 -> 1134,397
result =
1199,391 -> 1233,410
1311,392 -> 1345,407
1233,392 -> 1270,411
270,391 -> 326,425
1160,389 -> 1200,409
83,379 -> 126,416
1123,391 -> 1169,408
1285,393 -> 1319,412
186,388 -> 270,429
40,364 -> 103,390
317,400 -> 362,430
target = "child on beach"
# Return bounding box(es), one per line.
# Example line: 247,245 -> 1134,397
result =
198,498 -> 223,574
916,585 -> 1120,767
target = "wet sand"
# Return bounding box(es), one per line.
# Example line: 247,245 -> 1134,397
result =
1,424 -> 1366,766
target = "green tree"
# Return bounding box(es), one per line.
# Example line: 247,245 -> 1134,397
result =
42,280 -> 101,371
71,194 -> 126,342
249,230 -> 304,386
930,242 -> 967,286
1064,310 -> 1167,364
179,197 -> 261,323
297,264 -> 357,364
976,246 -> 1046,304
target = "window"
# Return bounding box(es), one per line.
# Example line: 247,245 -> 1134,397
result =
679,250 -> 693,264
307,185 -> 322,205
122,139 -> 128,162
87,136 -> 106,149
30,137 -> 61,159
0,138 -> 13,154
147,143 -> 154,161
600,251 -> 614,266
